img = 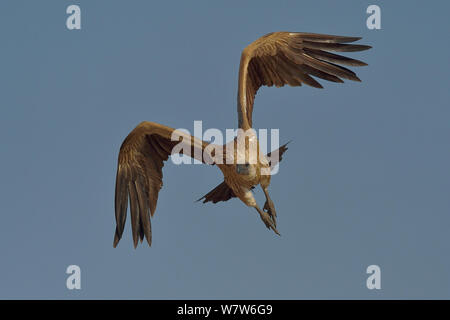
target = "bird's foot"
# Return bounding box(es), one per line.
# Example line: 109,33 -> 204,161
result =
259,209 -> 280,236
263,199 -> 277,227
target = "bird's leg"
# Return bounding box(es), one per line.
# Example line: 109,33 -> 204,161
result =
240,187 -> 279,235
262,187 -> 277,227
254,205 -> 280,236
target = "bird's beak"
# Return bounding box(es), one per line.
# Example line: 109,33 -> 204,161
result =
236,164 -> 249,175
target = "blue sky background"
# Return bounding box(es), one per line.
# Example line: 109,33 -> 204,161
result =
0,0 -> 449,299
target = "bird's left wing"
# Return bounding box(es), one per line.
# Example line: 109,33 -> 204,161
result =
237,32 -> 371,129
114,121 -> 213,248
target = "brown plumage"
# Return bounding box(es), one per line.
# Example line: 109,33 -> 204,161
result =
113,32 -> 371,248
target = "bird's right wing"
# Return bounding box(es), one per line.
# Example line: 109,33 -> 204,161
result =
114,121 -> 214,248
237,32 -> 371,129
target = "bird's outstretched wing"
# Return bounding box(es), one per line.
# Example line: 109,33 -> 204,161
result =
237,32 -> 371,129
114,121 -> 212,248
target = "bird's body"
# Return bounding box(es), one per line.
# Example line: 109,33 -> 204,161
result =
218,135 -> 270,203
113,32 -> 371,247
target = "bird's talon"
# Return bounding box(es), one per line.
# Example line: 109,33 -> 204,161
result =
263,200 -> 277,227
272,227 -> 281,236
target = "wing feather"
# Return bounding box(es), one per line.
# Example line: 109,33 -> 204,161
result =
302,40 -> 371,52
303,48 -> 367,66
128,180 -> 141,248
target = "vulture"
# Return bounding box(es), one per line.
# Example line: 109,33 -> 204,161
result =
113,31 -> 371,247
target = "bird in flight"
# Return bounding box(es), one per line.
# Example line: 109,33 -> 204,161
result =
113,31 -> 371,248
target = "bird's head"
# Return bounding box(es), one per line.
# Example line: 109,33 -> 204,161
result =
236,162 -> 251,175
